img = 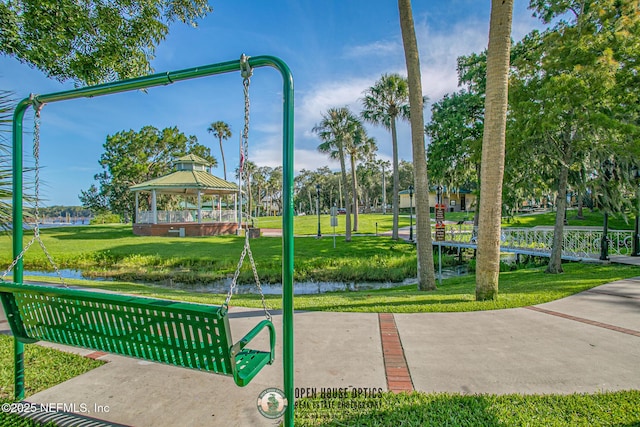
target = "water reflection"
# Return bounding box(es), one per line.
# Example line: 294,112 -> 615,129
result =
22,265 -> 468,295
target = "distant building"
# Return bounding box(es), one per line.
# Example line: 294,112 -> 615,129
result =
399,187 -> 476,212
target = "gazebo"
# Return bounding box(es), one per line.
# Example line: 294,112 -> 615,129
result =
130,154 -> 241,237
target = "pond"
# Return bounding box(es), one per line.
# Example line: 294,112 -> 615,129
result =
22,265 -> 469,295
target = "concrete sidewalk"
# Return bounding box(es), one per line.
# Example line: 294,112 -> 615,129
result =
1,278 -> 639,426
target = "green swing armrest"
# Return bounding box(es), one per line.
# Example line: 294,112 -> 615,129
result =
233,319 -> 276,363
230,319 -> 276,387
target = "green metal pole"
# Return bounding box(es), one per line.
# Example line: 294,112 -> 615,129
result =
10,56 -> 295,421
11,98 -> 30,400
261,57 -> 295,427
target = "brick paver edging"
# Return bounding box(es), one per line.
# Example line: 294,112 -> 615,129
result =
525,306 -> 640,337
378,313 -> 413,393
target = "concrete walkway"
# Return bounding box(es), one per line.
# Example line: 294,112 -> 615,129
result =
1,278 -> 639,426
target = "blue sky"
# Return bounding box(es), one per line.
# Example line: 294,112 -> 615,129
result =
0,1 -> 545,206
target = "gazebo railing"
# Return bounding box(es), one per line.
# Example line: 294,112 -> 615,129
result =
136,209 -> 239,224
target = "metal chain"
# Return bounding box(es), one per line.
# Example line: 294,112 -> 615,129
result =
223,55 -> 271,320
223,233 -> 271,321
245,233 -> 271,320
241,53 -> 252,215
1,100 -> 66,286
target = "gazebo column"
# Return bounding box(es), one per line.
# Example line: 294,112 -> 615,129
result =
135,192 -> 139,224
197,190 -> 202,224
152,189 -> 157,224
235,193 -> 239,230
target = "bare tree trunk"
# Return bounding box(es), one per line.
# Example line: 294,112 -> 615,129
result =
391,119 -> 400,240
476,0 -> 513,301
547,142 -> 572,274
398,0 -> 436,291
576,189 -> 584,219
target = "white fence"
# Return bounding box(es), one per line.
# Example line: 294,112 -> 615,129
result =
439,225 -> 634,259
136,210 -> 239,224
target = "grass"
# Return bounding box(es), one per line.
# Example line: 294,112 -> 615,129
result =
21,262 -> 640,313
255,209 -> 634,232
294,390 -> 640,426
0,335 -> 104,426
504,208 -> 633,229
1,208 -> 630,286
257,212 -> 471,234
0,226 -> 418,284
0,336 -> 104,399
257,212 -> 414,235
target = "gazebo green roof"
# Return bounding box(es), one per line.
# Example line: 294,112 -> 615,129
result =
130,156 -> 238,195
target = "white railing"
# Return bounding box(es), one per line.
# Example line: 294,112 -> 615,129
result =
435,225 -> 634,259
136,209 -> 239,224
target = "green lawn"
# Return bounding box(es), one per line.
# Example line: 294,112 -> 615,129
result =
0,335 -> 104,426
0,227 -> 419,284
255,209 -> 634,232
504,208 -> 633,229
294,391 -> 640,426
257,212 -> 471,234
0,337 -> 103,399
256,212 -> 415,235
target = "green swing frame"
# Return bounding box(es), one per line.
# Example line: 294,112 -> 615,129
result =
0,56 -> 295,425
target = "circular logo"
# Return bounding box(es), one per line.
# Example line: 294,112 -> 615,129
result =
257,388 -> 287,419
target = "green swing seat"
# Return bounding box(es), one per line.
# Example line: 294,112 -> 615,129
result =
0,282 -> 275,387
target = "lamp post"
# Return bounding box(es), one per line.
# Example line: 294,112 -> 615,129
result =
600,212 -> 609,261
633,168 -> 640,256
316,184 -> 321,238
409,185 -> 414,242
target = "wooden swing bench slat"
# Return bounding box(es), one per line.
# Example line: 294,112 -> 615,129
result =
0,282 -> 275,387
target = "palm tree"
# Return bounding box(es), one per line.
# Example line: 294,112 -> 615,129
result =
475,0 -> 514,300
362,74 -> 410,240
346,124 -> 376,231
313,107 -> 360,242
399,0 -> 437,291
207,121 -> 232,181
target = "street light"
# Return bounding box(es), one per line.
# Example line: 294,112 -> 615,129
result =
409,185 -> 414,242
633,167 -> 640,256
316,184 -> 322,238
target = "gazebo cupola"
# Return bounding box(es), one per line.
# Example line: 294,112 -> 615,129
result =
174,154 -> 210,172
130,154 -> 240,236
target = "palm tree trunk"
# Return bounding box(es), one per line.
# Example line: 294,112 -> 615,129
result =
476,0 -> 513,301
338,145 -> 352,242
350,154 -> 359,231
219,137 -> 227,181
399,0 -> 436,290
391,118 -> 400,240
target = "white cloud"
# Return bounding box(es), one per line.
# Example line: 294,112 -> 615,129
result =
343,40 -> 401,59
296,77 -> 375,132
415,19 -> 489,102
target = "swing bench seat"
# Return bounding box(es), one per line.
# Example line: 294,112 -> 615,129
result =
0,282 -> 275,387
